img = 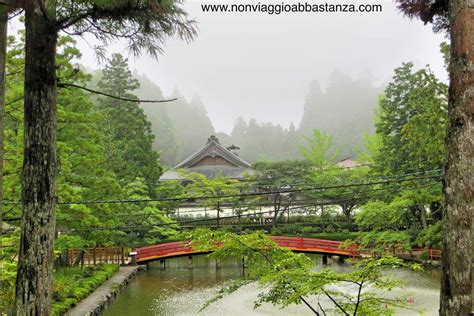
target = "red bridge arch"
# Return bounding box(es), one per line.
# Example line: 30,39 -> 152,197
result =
135,236 -> 358,263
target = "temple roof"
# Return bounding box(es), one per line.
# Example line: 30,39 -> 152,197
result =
175,135 -> 250,169
160,135 -> 252,180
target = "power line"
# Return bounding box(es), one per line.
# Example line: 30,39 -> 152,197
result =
56,173 -> 441,205
172,181 -> 438,216
59,160 -> 440,188
3,171 -> 440,206
57,181 -> 438,233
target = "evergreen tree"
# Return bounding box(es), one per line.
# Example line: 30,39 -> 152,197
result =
374,62 -> 448,175
97,53 -> 162,188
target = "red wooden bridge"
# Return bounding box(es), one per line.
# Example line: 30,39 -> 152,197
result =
135,236 -> 358,263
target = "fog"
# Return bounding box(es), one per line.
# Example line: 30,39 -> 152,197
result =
53,0 -> 445,133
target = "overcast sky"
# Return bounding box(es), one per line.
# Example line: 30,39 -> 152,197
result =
11,0 -> 447,133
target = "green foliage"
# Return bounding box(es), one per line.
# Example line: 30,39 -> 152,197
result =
306,164 -> 371,223
414,221 -> 442,249
355,199 -> 410,231
96,53 -> 162,192
374,62 -> 447,175
298,129 -> 372,222
0,261 -> 17,314
54,0 -> 196,59
55,235 -> 89,254
250,160 -> 311,224
111,178 -> 179,247
187,229 -> 420,315
351,231 -> 412,255
3,36 -> 177,252
287,231 -> 361,241
52,264 -> 119,315
300,129 -> 339,170
0,263 -> 119,315
357,132 -> 382,164
182,172 -> 242,213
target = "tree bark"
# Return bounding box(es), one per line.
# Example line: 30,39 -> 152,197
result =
420,205 -> 427,229
440,0 -> 473,314
217,201 -> 220,228
15,2 -> 58,315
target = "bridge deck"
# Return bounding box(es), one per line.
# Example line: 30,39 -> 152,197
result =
135,236 -> 357,263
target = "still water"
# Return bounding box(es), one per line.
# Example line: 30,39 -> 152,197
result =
102,254 -> 440,316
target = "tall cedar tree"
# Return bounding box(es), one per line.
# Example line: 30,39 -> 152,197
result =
397,0 -> 473,314
16,1 -> 195,314
97,53 -> 161,189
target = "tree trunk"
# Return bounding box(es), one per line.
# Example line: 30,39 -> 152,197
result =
15,2 -> 58,315
342,205 -> 352,223
272,207 -> 279,228
440,1 -> 473,314
420,206 -> 427,229
216,202 -> 220,228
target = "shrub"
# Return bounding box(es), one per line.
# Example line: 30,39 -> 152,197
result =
1,263 -> 119,315
420,251 -> 430,260
52,264 -> 119,315
414,221 -> 442,249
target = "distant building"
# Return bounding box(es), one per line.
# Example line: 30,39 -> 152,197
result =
160,135 -> 252,181
336,158 -> 363,169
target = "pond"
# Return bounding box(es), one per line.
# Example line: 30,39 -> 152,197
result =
102,254 -> 440,315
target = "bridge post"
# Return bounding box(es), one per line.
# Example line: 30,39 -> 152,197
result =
215,258 -> 221,270
188,256 -> 193,269
337,256 -> 345,265
160,259 -> 166,270
322,255 -> 328,265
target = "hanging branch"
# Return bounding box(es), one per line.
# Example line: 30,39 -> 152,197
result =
57,82 -> 177,103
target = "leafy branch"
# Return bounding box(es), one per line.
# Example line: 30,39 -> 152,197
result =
187,230 -> 422,315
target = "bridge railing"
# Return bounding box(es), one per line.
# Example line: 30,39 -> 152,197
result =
135,236 -> 356,262
135,237 -> 441,262
136,241 -> 195,261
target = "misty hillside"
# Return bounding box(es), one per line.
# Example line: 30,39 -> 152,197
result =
133,73 -> 380,166
135,74 -> 214,166
299,72 -> 382,158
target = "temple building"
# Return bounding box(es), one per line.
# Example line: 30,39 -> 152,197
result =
160,135 -> 252,181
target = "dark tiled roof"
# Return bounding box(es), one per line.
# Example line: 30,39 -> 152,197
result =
160,135 -> 252,180
175,136 -> 251,169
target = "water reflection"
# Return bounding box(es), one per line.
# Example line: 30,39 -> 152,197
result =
102,254 -> 440,316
